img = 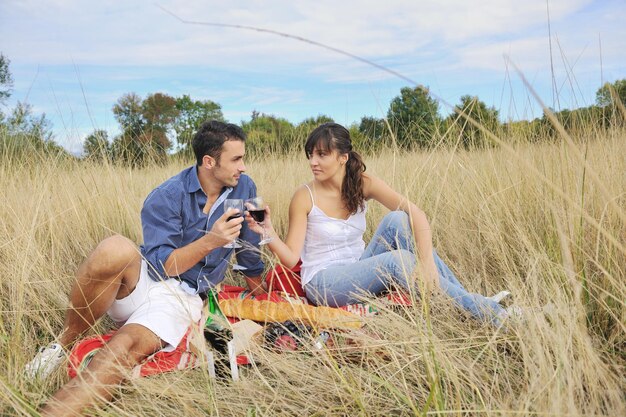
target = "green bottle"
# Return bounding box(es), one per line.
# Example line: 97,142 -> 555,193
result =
204,289 -> 226,331
203,289 -> 232,353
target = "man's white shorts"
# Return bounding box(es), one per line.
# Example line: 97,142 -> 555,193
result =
107,261 -> 203,351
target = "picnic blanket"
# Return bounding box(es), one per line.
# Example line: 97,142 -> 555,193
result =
68,329 -> 207,379
67,263 -> 411,379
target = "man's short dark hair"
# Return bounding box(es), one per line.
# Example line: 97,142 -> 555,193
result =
192,120 -> 247,166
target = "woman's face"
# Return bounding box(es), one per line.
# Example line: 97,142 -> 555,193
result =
308,146 -> 348,181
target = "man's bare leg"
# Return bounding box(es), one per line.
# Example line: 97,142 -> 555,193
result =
41,324 -> 163,416
58,235 -> 142,348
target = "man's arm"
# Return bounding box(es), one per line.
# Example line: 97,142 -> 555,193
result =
164,209 -> 243,276
142,186 -> 243,278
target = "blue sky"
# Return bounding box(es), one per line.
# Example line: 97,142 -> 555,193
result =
1,0 -> 625,154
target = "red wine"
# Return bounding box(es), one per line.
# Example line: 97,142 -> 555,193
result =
227,213 -> 242,222
249,209 -> 265,223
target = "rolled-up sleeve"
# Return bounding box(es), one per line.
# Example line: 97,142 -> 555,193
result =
141,187 -> 182,279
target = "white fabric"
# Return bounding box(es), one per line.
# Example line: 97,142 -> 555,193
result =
107,261 -> 203,351
300,184 -> 367,287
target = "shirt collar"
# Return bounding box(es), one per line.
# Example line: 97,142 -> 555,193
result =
188,166 -> 203,194
189,166 -> 234,197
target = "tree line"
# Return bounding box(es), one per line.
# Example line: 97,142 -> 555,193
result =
1,54 -> 67,157
1,52 -> 625,165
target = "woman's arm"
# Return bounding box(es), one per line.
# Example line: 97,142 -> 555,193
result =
246,186 -> 310,269
363,174 -> 440,293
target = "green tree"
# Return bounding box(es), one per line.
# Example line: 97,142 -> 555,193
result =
295,115 -> 334,142
596,79 -> 626,108
142,92 -> 179,155
111,93 -> 146,165
348,123 -> 375,152
112,92 -> 179,165
83,129 -> 110,161
6,101 -> 54,141
174,95 -> 224,150
596,79 -> 626,128
297,115 -> 334,130
448,95 -> 500,149
1,53 -> 13,104
0,101 -> 67,157
241,113 -> 295,153
0,56 -> 67,159
355,117 -> 387,151
143,93 -> 179,132
112,93 -> 144,137
387,86 -> 441,148
358,116 -> 386,141
110,134 -> 139,166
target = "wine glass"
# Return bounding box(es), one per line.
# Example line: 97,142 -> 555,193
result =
245,197 -> 272,245
223,199 -> 243,248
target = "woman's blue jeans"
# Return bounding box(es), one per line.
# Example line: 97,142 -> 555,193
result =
304,211 -> 505,324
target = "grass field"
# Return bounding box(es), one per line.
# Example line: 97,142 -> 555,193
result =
0,127 -> 624,416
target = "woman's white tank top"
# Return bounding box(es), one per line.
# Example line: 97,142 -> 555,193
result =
300,184 -> 367,287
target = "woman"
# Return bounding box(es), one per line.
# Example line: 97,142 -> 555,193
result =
247,123 -> 512,325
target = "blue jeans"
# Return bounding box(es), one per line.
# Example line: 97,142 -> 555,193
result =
304,211 -> 505,324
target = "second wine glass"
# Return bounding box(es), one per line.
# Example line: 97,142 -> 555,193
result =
223,199 -> 243,248
245,197 -> 272,245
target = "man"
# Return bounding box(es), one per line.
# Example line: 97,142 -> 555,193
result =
26,120 -> 266,415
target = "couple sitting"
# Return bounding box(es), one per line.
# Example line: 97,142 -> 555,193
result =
27,120 -> 516,416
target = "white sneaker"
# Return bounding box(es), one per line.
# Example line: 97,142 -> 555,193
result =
489,290 -> 511,304
504,305 -> 524,318
24,343 -> 65,380
496,304 -> 526,326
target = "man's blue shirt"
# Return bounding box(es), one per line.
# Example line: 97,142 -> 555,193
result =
140,166 -> 263,294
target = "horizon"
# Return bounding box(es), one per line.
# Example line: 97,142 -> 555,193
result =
1,0 -> 625,155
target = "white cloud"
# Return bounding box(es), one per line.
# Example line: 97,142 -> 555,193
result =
2,0 -> 624,152
1,0 -> 602,70
234,86 -> 305,107
457,38 -> 550,71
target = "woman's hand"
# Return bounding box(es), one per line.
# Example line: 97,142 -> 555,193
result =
419,258 -> 440,295
245,276 -> 268,296
244,204 -> 273,235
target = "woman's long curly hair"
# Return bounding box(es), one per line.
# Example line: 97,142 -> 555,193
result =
304,123 -> 366,214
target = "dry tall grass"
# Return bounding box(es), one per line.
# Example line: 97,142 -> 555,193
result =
0,127 -> 624,416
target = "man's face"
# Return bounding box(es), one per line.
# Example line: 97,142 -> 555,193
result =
213,139 -> 246,187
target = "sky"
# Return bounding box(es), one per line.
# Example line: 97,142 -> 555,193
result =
1,0 -> 625,155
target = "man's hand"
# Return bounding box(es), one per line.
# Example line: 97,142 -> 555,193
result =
205,208 -> 244,248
